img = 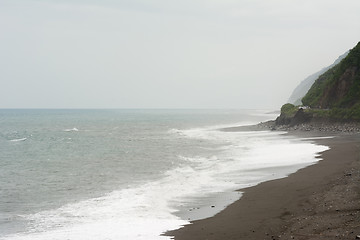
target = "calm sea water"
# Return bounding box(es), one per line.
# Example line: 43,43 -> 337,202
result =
0,109 -> 328,240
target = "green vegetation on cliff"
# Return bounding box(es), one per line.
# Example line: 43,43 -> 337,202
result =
276,103 -> 313,126
288,51 -> 348,105
300,41 -> 360,120
306,104 -> 360,120
302,41 -> 360,109
280,103 -> 298,117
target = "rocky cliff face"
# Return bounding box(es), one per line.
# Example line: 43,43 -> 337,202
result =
302,41 -> 360,109
316,66 -> 359,108
288,51 -> 348,105
276,41 -> 360,126
275,108 -> 312,126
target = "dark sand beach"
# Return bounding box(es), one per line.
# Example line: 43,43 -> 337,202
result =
167,132 -> 360,240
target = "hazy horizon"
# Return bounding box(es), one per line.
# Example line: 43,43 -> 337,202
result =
1,0 -> 360,109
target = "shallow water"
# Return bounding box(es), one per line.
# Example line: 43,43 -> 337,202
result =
0,109 -> 328,240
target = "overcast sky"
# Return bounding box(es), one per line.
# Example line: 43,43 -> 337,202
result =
1,0 -> 360,109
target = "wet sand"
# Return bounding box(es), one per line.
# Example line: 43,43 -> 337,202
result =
166,132 -> 360,240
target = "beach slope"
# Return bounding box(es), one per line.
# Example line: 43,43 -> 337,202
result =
167,134 -> 360,240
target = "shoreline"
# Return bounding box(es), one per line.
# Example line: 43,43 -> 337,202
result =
166,131 -> 360,240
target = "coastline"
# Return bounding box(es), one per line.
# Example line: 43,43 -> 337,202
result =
166,131 -> 360,240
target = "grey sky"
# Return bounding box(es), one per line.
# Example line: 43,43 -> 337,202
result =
1,0 -> 360,109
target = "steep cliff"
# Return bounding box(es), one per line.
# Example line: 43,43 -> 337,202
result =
302,41 -> 360,109
276,41 -> 360,125
288,51 -> 348,105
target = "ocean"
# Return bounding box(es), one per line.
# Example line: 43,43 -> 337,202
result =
0,109 -> 328,240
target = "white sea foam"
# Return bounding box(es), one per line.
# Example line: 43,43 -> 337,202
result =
169,126 -> 329,194
5,159 -> 238,240
5,182 -> 189,240
9,138 -> 27,142
4,125 -> 329,240
64,128 -> 79,132
5,152 -> 242,240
